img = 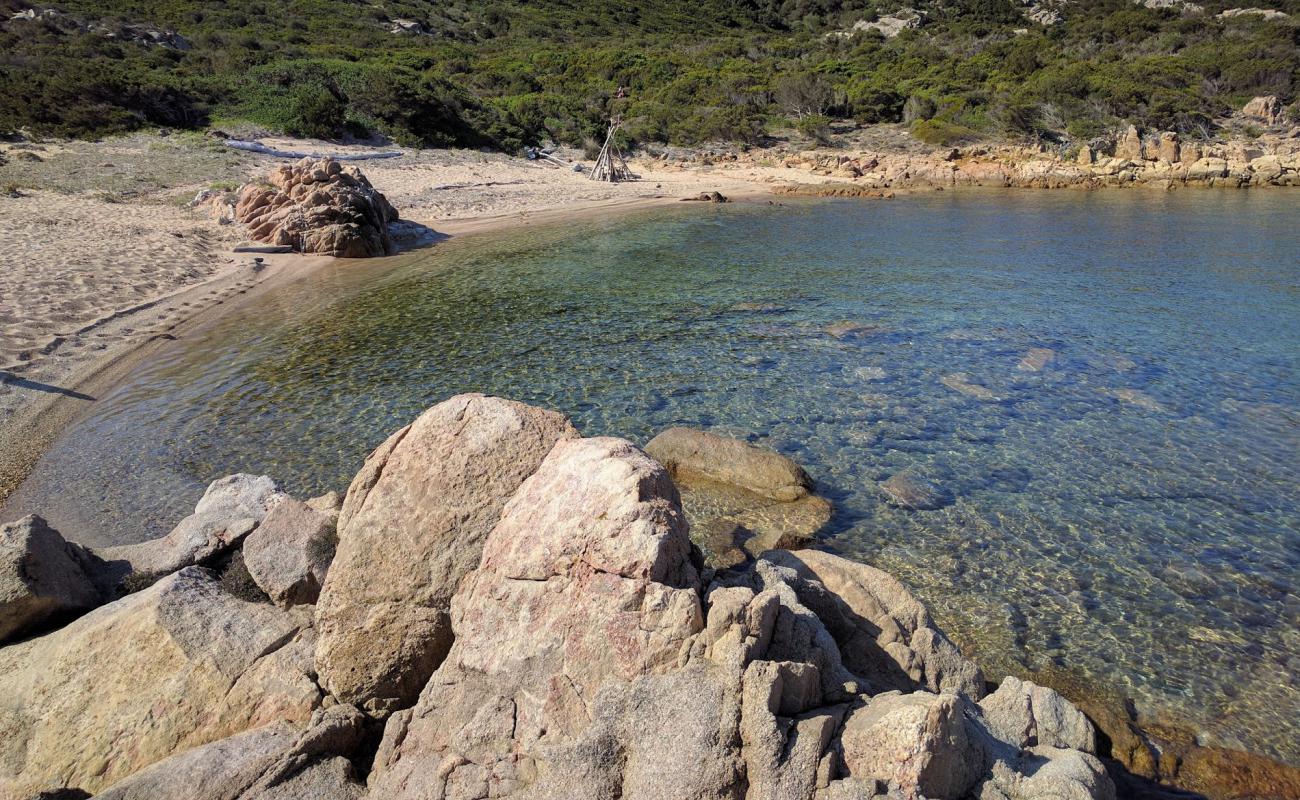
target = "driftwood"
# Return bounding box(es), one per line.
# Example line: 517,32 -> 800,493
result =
429,180 -> 527,191
589,119 -> 636,182
232,243 -> 295,253
224,140 -> 403,161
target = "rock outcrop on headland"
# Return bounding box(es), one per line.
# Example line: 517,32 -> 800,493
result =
680,123 -> 1300,191
233,158 -> 400,258
0,394 -> 1118,800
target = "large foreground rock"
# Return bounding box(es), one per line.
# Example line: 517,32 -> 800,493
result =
0,395 -> 1116,800
314,393 -> 578,715
0,568 -> 320,797
362,421 -> 1108,800
98,474 -> 286,583
234,158 -> 399,257
0,515 -> 100,642
367,435 -> 708,796
645,427 -> 833,563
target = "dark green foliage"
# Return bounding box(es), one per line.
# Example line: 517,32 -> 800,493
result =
0,0 -> 1296,145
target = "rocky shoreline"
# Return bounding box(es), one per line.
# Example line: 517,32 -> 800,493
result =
662,104 -> 1300,192
4,394 -> 1298,799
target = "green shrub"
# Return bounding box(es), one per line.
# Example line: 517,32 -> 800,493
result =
288,83 -> 346,139
795,114 -> 833,144
911,119 -> 982,146
846,80 -> 905,123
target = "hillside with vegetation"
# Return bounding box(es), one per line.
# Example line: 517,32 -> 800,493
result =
1,0 -> 1296,150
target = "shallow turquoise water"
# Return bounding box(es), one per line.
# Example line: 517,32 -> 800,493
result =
5,191 -> 1298,763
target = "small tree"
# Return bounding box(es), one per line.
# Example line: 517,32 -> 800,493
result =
774,73 -> 835,119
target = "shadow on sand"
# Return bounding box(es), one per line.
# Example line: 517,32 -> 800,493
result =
0,372 -> 96,402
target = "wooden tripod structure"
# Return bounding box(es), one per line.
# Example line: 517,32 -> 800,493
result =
588,118 -> 635,182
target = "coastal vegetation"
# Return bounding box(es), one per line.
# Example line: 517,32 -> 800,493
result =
0,0 -> 1296,149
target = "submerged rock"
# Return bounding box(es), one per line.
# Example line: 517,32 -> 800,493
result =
826,321 -> 888,339
1017,347 -> 1056,372
878,470 -> 953,511
940,372 -> 999,401
0,515 -> 101,643
314,393 -> 578,716
645,427 -> 832,562
730,302 -> 790,313
1102,387 -> 1170,413
853,365 -> 888,381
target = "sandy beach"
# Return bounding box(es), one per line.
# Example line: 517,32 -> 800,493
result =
0,134 -> 814,498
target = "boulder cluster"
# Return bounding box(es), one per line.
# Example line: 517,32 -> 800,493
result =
232,158 -> 400,258
0,394 -> 1117,800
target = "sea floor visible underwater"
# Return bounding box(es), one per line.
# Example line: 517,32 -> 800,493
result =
5,190 -> 1298,766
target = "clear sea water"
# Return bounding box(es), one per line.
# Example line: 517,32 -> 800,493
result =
5,190 -> 1298,765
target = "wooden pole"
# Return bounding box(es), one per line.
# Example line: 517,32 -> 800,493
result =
590,120 -> 621,182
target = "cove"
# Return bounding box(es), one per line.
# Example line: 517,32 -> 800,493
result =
4,190 -> 1298,767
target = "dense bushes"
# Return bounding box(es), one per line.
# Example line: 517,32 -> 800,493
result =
0,0 -> 1296,147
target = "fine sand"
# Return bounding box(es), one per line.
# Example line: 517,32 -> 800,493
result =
0,134 -> 823,498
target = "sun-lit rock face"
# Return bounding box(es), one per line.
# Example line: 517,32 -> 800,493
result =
234,157 -> 399,257
313,393 -> 579,716
0,567 -> 321,798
